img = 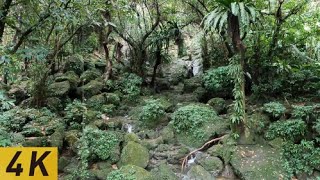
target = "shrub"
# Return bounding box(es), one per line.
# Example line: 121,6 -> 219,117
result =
265,119 -> 306,140
65,100 -> 88,124
0,128 -> 12,147
263,102 -> 286,119
117,73 -> 142,101
172,104 -> 217,139
76,127 -> 120,179
282,140 -> 320,177
314,119 -> 320,135
77,127 -> 119,161
292,104 -> 319,122
0,90 -> 15,111
203,66 -> 232,92
138,99 -> 165,127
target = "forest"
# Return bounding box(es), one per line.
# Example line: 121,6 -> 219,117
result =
0,0 -> 320,179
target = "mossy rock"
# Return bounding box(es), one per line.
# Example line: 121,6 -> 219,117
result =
78,80 -> 104,98
83,58 -> 96,70
183,76 -> 202,93
160,126 -> 175,144
87,93 -> 106,109
55,71 -> 80,89
119,141 -> 149,168
124,133 -> 140,144
64,55 -> 84,75
49,126 -> 65,151
94,60 -> 107,72
197,155 -> 224,175
48,81 -> 70,97
150,163 -> 179,180
230,145 -> 286,180
187,165 -> 213,180
107,165 -> 152,180
22,137 -> 48,147
80,69 -> 102,84
176,117 -> 229,148
46,97 -> 63,112
207,98 -> 226,114
141,136 -> 164,150
58,156 -> 71,172
90,162 -> 113,179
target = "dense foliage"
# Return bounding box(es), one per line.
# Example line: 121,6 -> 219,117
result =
0,0 -> 320,179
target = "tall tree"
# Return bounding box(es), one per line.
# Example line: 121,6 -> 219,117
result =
204,0 -> 258,138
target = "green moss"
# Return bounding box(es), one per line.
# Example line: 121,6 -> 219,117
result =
55,71 -> 80,89
265,119 -> 306,141
230,145 -> 286,180
172,104 -> 228,147
48,81 -> 70,97
150,164 -> 178,180
187,165 -> 212,180
79,80 -> 104,98
207,97 -> 226,114
119,141 -> 149,168
107,165 -> 152,180
64,55 -> 84,75
183,76 -> 202,93
80,69 -> 101,84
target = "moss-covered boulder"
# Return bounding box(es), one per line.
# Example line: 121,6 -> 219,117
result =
78,79 -> 104,98
46,97 -> 63,112
107,165 -> 152,180
80,69 -> 102,84
183,76 -> 202,93
196,155 -> 224,176
230,145 -> 286,179
64,55 -> 84,75
207,98 -> 226,114
151,164 -> 179,180
48,81 -> 70,97
160,126 -> 175,144
142,136 -> 164,150
172,104 -> 229,148
49,126 -> 65,151
124,133 -> 140,144
22,137 -> 48,147
58,156 -> 71,172
90,161 -> 113,179
187,165 -> 213,180
87,93 -> 120,110
119,141 -> 149,168
55,71 -> 80,89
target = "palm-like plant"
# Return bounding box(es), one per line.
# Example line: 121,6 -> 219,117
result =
203,0 -> 258,138
203,0 -> 257,53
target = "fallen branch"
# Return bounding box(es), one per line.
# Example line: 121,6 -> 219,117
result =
181,135 -> 227,172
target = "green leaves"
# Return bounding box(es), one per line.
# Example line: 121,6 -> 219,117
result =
138,99 -> 165,128
203,0 -> 258,33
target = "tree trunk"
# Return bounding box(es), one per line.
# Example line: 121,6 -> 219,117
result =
201,33 -> 210,70
103,42 -> 112,81
151,45 -> 161,86
0,0 -> 13,43
228,14 -> 248,138
176,36 -> 185,58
